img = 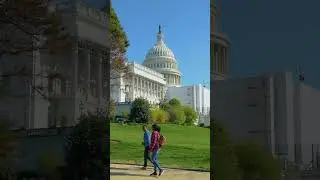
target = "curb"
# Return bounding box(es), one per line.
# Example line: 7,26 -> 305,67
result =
111,162 -> 210,172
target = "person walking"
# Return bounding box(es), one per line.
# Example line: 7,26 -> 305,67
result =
149,124 -> 165,176
141,125 -> 152,170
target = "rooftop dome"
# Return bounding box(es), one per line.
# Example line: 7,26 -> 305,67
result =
145,26 -> 176,61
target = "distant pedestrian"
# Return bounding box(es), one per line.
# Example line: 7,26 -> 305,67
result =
149,124 -> 165,176
141,125 -> 152,170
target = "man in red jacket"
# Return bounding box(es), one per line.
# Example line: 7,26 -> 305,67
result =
148,124 -> 165,176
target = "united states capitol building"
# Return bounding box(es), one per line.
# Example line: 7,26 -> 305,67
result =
112,26 -> 210,116
0,2 -> 209,130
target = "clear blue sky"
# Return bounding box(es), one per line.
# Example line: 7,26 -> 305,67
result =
219,0 -> 320,89
112,0 -> 210,86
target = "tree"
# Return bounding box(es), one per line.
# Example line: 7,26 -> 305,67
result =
107,99 -> 117,121
183,106 -> 198,125
0,0 -> 70,59
234,141 -> 282,180
212,120 -> 240,180
0,121 -> 19,179
0,0 -> 71,102
129,98 -> 151,123
168,98 -> 181,107
63,112 -> 108,179
102,5 -> 130,80
167,106 -> 186,124
151,108 -> 169,123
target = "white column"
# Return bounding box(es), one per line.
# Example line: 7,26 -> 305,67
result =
97,52 -> 102,104
72,40 -> 79,124
225,47 -> 228,75
85,49 -> 91,95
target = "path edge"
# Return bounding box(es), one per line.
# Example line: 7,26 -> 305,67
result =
111,162 -> 210,172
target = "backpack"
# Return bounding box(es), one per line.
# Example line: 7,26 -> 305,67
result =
159,134 -> 167,147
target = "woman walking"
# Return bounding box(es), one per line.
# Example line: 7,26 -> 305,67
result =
148,124 -> 165,176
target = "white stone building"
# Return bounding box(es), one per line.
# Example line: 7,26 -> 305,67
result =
111,26 -> 181,105
212,71 -> 320,169
211,1 -> 230,80
166,84 -> 210,115
111,26 -> 211,119
0,1 -> 109,129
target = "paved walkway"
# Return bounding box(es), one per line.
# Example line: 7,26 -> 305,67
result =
110,164 -> 210,180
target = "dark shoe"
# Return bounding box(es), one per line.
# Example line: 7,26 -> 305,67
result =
159,169 -> 165,176
150,172 -> 157,176
140,166 -> 147,170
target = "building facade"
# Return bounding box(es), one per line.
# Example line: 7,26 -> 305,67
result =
211,0 -> 230,80
166,84 -> 210,116
212,71 -> 320,168
0,1 -> 109,129
112,26 -> 210,117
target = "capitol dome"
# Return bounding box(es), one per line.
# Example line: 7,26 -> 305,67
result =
143,26 -> 182,87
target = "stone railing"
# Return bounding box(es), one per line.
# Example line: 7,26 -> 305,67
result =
130,62 -> 164,79
12,127 -> 74,138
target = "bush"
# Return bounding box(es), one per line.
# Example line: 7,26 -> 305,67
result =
183,106 -> 198,125
37,151 -> 62,180
212,120 -> 240,180
167,106 -> 186,124
63,112 -> 109,179
151,108 -> 169,123
235,141 -> 282,180
168,98 -> 181,107
129,98 -> 151,123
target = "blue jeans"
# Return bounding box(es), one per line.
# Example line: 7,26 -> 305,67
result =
151,150 -> 161,172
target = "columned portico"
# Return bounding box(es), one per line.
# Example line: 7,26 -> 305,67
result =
211,1 -> 230,80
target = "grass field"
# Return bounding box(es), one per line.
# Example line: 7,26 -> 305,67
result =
110,123 -> 210,170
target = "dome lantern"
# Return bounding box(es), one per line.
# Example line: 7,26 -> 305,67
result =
143,26 -> 182,87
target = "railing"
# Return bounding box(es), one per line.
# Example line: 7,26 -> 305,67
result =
12,127 -> 74,138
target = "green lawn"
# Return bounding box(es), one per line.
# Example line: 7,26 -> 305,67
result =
110,123 -> 210,170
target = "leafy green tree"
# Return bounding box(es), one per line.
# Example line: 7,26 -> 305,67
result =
63,112 -> 109,179
167,106 -> 186,124
160,101 -> 172,112
151,108 -> 169,123
235,141 -> 282,180
168,98 -> 181,107
129,98 -> 151,123
183,106 -> 198,125
212,120 -> 240,180
107,99 -> 117,121
103,5 -> 130,80
0,121 -> 19,179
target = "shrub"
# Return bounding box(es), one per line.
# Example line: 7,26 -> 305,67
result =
183,106 -> 198,125
168,98 -> 181,107
151,108 -> 169,123
37,151 -> 62,180
212,120 -> 240,180
129,98 -> 151,123
235,141 -> 282,180
63,112 -> 108,179
167,106 -> 186,124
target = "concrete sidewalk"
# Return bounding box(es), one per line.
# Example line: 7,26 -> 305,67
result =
110,164 -> 210,180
